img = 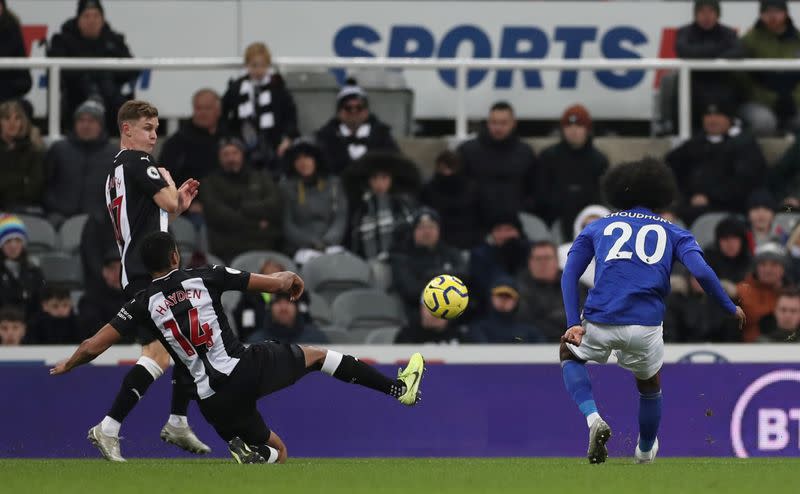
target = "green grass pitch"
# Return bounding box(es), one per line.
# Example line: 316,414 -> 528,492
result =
1,458 -> 797,494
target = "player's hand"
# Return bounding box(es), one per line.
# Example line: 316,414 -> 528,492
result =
158,167 -> 175,186
734,306 -> 746,331
177,178 -> 200,213
49,360 -> 71,376
274,271 -> 304,301
561,325 -> 586,346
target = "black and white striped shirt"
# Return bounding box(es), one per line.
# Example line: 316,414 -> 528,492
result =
110,266 -> 251,399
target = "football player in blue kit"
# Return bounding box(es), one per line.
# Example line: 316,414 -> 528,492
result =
559,158 -> 745,464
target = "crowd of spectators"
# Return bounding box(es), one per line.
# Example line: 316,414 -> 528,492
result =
2,0 -> 800,346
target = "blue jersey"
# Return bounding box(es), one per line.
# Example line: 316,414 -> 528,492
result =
564,207 -> 725,327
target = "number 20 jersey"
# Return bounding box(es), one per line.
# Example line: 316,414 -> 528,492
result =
569,207 -> 703,326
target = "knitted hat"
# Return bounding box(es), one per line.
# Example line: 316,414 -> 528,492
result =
761,0 -> 788,12
695,0 -> 721,15
747,189 -> 778,211
413,207 -> 441,228
561,104 -> 592,129
74,99 -> 105,122
336,78 -> 368,110
77,0 -> 104,17
218,136 -> 246,153
0,214 -> 27,247
755,242 -> 788,265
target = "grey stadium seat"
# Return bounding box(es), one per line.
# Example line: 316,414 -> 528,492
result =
38,252 -> 83,289
169,216 -> 197,253
519,212 -> 552,242
308,291 -> 333,328
690,212 -> 731,249
320,327 -> 360,344
58,214 -> 88,254
368,259 -> 392,291
332,289 -> 406,332
364,327 -> 401,344
17,214 -> 57,254
230,250 -> 298,274
301,251 -> 372,303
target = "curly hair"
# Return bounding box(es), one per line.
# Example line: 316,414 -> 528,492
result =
601,157 -> 678,212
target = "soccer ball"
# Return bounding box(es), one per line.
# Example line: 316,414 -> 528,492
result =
422,275 -> 469,320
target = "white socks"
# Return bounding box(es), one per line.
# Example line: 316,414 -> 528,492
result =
101,416 -> 121,437
586,412 -> 601,428
264,446 -> 279,463
320,350 -> 344,376
168,414 -> 188,428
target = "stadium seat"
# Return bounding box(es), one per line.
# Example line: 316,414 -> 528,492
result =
230,250 -> 298,274
519,212 -> 552,242
690,212 -> 732,249
284,70 -> 339,136
301,252 -> 372,303
17,214 -> 57,254
774,212 -> 800,236
169,216 -> 197,253
70,289 -> 84,313
38,252 -> 83,289
308,291 -> 333,328
550,219 -> 565,246
364,327 -> 400,344
331,289 -> 406,331
58,214 -> 88,255
368,259 -> 393,291
320,327 -> 360,344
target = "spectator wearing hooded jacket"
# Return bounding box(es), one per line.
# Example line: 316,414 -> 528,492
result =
47,0 -> 139,134
391,207 -> 468,318
468,277 -> 544,343
280,140 -> 348,258
395,301 -> 468,344
0,215 -> 45,320
43,100 -> 116,226
740,0 -> 800,135
315,80 -> 399,175
674,0 -> 744,127
666,100 -> 767,225
221,42 -> 298,175
704,216 -> 752,297
557,204 -> 611,289
244,292 -> 327,345
0,100 -> 44,214
537,105 -> 609,241
0,0 -> 32,103
457,101 -> 538,230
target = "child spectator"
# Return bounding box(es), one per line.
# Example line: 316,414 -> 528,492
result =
0,214 -> 45,319
0,305 -> 26,345
27,285 -> 82,344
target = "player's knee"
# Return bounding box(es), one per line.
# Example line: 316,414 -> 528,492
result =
299,346 -> 327,370
636,373 -> 661,394
142,343 -> 171,371
559,342 -> 577,363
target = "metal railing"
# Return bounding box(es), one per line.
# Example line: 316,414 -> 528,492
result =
2,56 -> 800,140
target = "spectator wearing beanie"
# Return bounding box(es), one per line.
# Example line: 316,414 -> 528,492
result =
221,42 -> 298,176
0,0 -> 33,103
737,241 -> 791,341
666,100 -> 767,225
704,216 -> 752,294
47,0 -> 139,134
43,99 -> 117,226
457,101 -> 538,230
537,104 -> 609,241
0,214 -> 45,319
740,0 -> 800,135
315,79 -> 399,175
674,0 -> 743,128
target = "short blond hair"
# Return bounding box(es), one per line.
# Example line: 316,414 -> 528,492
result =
117,100 -> 159,130
244,42 -> 272,66
0,100 -> 31,140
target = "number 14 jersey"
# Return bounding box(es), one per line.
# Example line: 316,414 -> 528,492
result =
568,207 -> 703,326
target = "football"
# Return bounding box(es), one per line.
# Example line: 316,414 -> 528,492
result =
422,275 -> 469,320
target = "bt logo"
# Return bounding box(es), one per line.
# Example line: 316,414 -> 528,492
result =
334,24 -> 650,90
758,408 -> 800,451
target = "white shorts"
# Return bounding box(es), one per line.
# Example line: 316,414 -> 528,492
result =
566,321 -> 664,380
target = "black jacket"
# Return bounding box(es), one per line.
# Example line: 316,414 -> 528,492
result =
159,121 -> 222,186
457,129 -> 538,229
27,312 -> 82,344
47,19 -> 139,132
0,257 -> 45,319
394,310 -> 468,344
758,315 -> 799,343
537,137 -> 609,239
390,241 -> 468,316
664,290 -> 740,342
43,132 -> 117,222
420,173 -> 482,249
315,115 -> 399,175
0,11 -> 32,102
516,271 -> 586,342
666,128 -> 767,214
79,285 -> 130,342
233,291 -> 311,343
468,307 -> 544,343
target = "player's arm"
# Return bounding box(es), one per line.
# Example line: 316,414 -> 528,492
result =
681,250 -> 746,329
153,167 -> 199,217
247,271 -> 304,302
49,324 -> 122,375
561,234 -> 595,345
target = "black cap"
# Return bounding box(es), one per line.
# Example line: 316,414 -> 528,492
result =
413,207 -> 441,228
489,211 -> 523,232
748,189 -> 778,211
703,100 -> 736,120
77,0 -> 104,17
761,0 -> 788,12
715,216 -> 747,239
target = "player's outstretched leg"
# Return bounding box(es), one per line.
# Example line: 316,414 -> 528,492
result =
160,371 -> 211,454
560,343 -> 611,464
634,372 -> 662,464
304,347 -> 424,406
88,354 -> 165,461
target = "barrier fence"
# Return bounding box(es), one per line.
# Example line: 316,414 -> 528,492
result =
4,56 -> 800,140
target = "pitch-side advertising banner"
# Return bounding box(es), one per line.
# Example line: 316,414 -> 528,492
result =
11,1 -> 800,119
2,364 -> 799,458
